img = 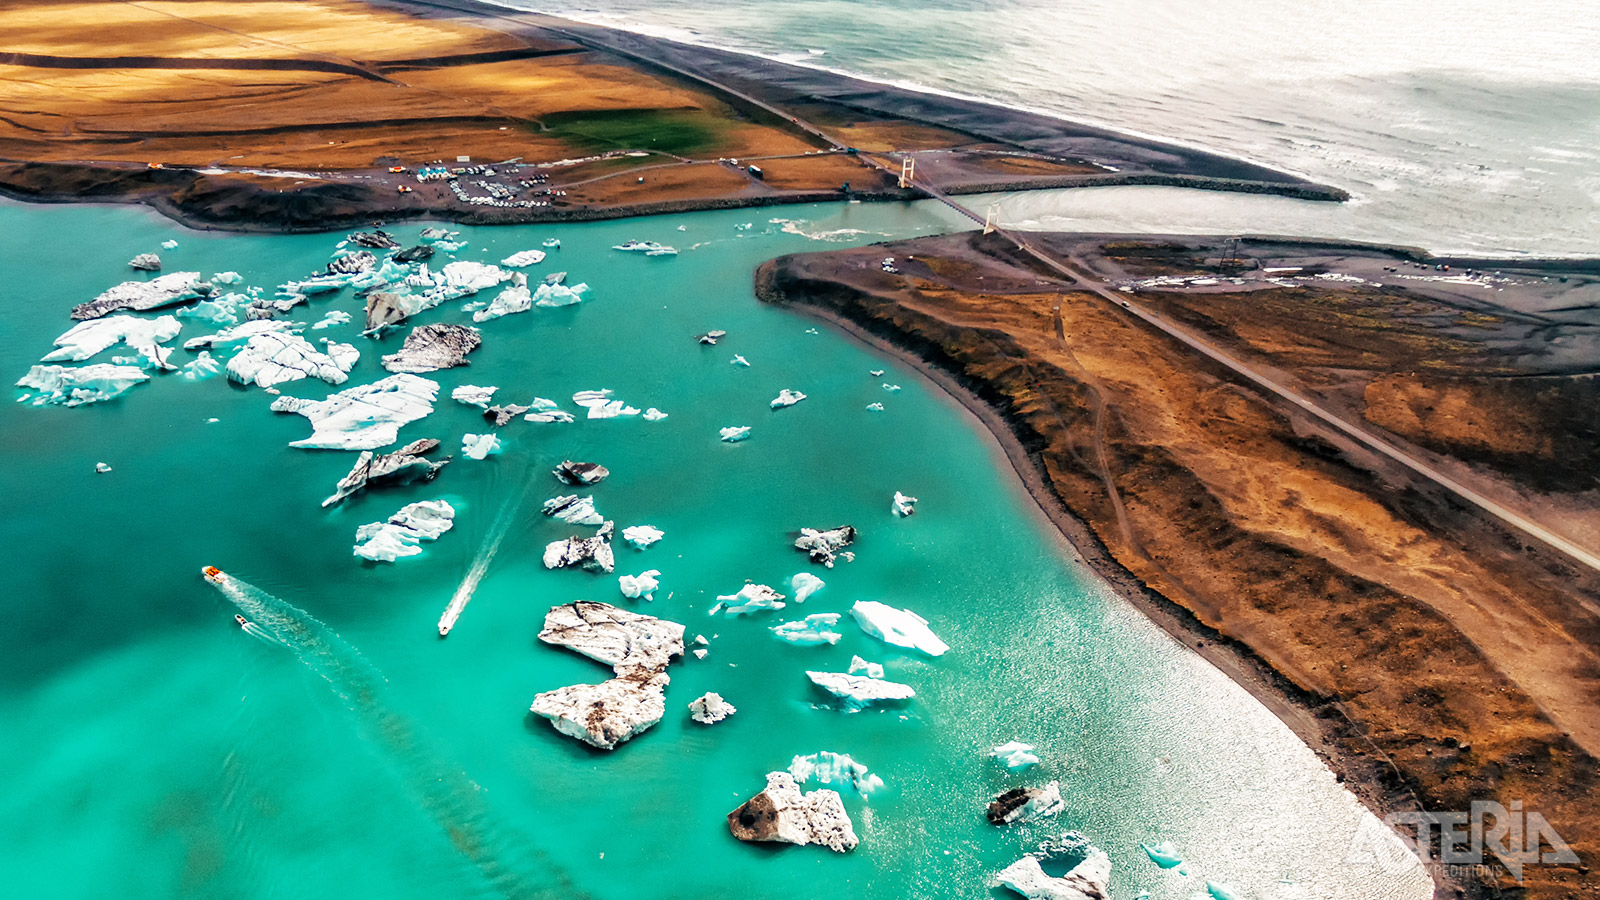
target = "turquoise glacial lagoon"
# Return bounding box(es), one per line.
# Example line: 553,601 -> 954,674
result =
0,196 -> 1430,899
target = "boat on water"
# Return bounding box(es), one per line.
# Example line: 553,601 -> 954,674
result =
202,565 -> 225,584
612,239 -> 679,256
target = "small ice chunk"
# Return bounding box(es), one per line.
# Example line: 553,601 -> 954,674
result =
525,398 -> 576,423
177,294 -> 243,327
771,389 -> 807,409
619,569 -> 661,601
1141,840 -> 1183,869
789,752 -> 883,796
870,370 -> 885,377
461,433 -> 502,460
543,495 -> 603,526
882,383 -> 901,392
95,462 -> 113,473
892,491 -> 918,517
790,572 -> 824,603
850,600 -> 948,656
472,283 -> 531,322
689,692 -> 735,724
712,584 -> 786,617
806,671 -> 915,706
181,351 -> 221,381
696,330 -> 726,345
128,253 -> 161,271
991,741 -> 1041,770
270,373 -> 438,450
847,656 -> 884,679
500,249 -> 547,267
772,613 -> 842,646
730,355 -> 749,367
865,402 -> 884,411
161,239 -> 178,250
643,407 -> 668,421
622,525 -> 663,549
693,648 -> 708,659
532,281 -> 589,307
613,240 -> 677,255
694,634 -> 709,646
452,384 -> 497,408
311,309 -> 352,330
211,271 -> 243,285
794,526 -> 856,568
720,426 -> 751,442
542,238 -> 561,248
16,364 -> 149,406
353,499 -> 455,562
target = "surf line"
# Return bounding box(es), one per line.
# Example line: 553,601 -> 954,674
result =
203,567 -> 588,900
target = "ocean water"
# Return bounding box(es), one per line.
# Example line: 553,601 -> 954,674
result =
0,196 -> 1432,899
513,0 -> 1600,256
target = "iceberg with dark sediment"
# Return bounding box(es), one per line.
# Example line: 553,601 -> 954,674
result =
72,272 -> 205,320
530,601 -> 685,749
543,521 -> 615,572
795,525 -> 856,567
771,389 -> 807,409
986,782 -> 1064,825
995,843 -> 1111,900
728,773 -> 858,853
327,250 -> 375,276
270,373 -> 439,450
619,569 -> 661,601
991,740 -> 1041,771
806,671 -> 915,706
771,613 -> 843,646
789,752 -> 883,796
501,249 -> 547,267
381,324 -> 481,373
43,315 -> 182,370
350,229 -> 399,250
532,281 -> 589,307
711,584 -> 786,617
553,460 -> 609,485
322,438 -> 449,507
352,499 -> 455,562
461,432 -> 501,460
851,600 -> 949,656
227,334 -> 358,387
451,384 -> 497,409
790,572 -> 825,603
16,363 -> 149,406
892,491 -> 918,517
128,253 -> 161,271
622,525 -> 663,549
543,495 -> 603,526
689,692 -> 736,724
483,403 -> 530,426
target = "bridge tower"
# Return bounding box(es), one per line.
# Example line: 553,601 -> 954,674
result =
898,156 -> 916,188
983,204 -> 1001,235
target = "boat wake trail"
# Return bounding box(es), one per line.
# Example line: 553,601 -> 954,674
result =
439,482 -> 526,637
205,568 -> 584,900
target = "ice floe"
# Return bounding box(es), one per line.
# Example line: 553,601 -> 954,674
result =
995,841 -> 1110,900
43,315 -> 182,369
532,281 -> 590,307
806,671 -> 915,706
95,462 -> 112,473
790,572 -> 825,603
1141,840 -> 1182,869
312,309 -> 352,330
483,403 -> 531,426
227,333 -> 358,387
543,495 -> 603,526
696,330 -> 726,345
711,584 -> 786,617
795,525 -> 856,567
991,741 -> 1041,771
882,383 -> 901,392
543,521 -> 615,572
642,407 -> 668,421
771,389 -> 807,409
353,499 -> 456,562
322,438 -> 449,507
160,239 -> 178,250
554,460 -> 609,485
986,782 -> 1063,825
72,272 -> 206,320
211,271 -> 243,285
350,229 -> 399,250
619,570 -> 661,601
847,656 -> 884,679
892,491 -> 918,517
471,284 -> 531,322
731,355 -> 750,367
622,525 -> 663,549
270,373 -> 439,450
523,399 -> 575,423
542,238 -> 561,248
451,384 -> 497,408
16,364 -> 149,406
501,249 -> 547,267
689,692 -> 736,724
183,318 -> 296,351
128,253 -> 161,271
789,752 -> 883,796
381,324 -> 480,373
180,351 -> 221,381
720,425 -> 751,442
772,613 -> 842,646
851,600 -> 948,656
461,433 -> 501,460
728,772 -> 857,853
573,389 -> 639,419
177,294 -> 243,327
530,601 -> 685,749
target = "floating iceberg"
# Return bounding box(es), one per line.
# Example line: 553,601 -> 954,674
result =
73,272 -> 206,321
770,389 -> 807,409
553,460 -> 609,485
438,261 -> 510,294
696,330 -> 726,345
791,572 -> 825,603
270,373 -> 439,450
419,227 -> 456,243
795,525 -> 856,567
501,249 -> 547,267
381,324 -> 481,373
689,692 -> 735,724
530,601 -> 684,749
622,525 -> 663,549
789,752 -> 883,796
866,402 -> 885,411
730,355 -> 750,367
619,570 -> 661,601
327,250 -> 376,275
851,600 -> 948,656
227,334 -> 358,388
772,613 -> 842,646
353,499 -> 456,562
719,425 -> 751,442
183,318 -> 296,351
483,403 -> 530,426
711,584 -> 786,617
573,389 -> 639,419
177,294 -> 242,327
991,741 -> 1041,771
542,238 -> 561,248
322,438 -> 449,507
1141,841 -> 1183,869
543,495 -> 603,526
16,364 -> 149,406
532,281 -> 590,308
471,284 -> 531,322
524,403 -> 575,424
892,491 -> 918,517
394,245 -> 433,263
161,239 -> 179,250
995,844 -> 1110,900
848,655 -> 884,679
43,315 -> 182,369
180,351 -> 221,382
986,782 -> 1063,826
312,309 -> 352,330
883,383 -> 901,392
727,772 -> 857,853
95,461 -> 113,473
543,521 -> 615,572
211,271 -> 243,285
461,432 -> 501,460
128,253 -> 161,271
642,407 -> 668,421
350,229 -> 399,249
451,384 -> 497,408
613,240 -> 678,256
806,671 -> 915,706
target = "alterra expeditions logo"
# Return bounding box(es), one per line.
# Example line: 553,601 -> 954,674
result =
1349,801 -> 1579,883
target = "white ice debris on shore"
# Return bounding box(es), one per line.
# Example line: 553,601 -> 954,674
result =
771,389 -> 807,409
995,843 -> 1111,900
986,782 -> 1064,825
789,752 -> 883,797
531,601 -> 685,749
17,364 -> 149,406
461,433 -> 501,460
619,569 -> 661,601
181,351 -> 221,381
892,491 -> 918,517
772,613 -> 842,645
353,499 -> 456,562
532,281 -> 589,307
790,572 -> 825,603
43,315 -> 182,370
227,334 -> 358,388
573,389 -> 640,419
689,692 -> 736,724
501,249 -> 547,267
851,600 -> 948,656
543,521 -> 616,572
72,272 -> 204,319
622,525 -> 663,549
848,656 -> 884,679
806,671 -> 915,706
711,584 -> 787,616
727,772 -> 857,853
270,373 -> 439,450
543,495 -> 604,526
991,741 -> 1041,770
471,283 -> 531,322
452,384 -> 497,408
720,425 -> 751,442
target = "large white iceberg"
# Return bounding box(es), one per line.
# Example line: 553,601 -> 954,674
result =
711,584 -> 786,617
771,613 -> 843,646
850,600 -> 949,656
530,601 -> 685,749
790,572 -> 825,603
501,249 -> 547,267
16,364 -> 149,406
995,845 -> 1111,900
439,260 -> 511,294
619,570 -> 661,601
43,315 -> 183,370
353,499 -> 456,562
227,333 -> 358,388
622,525 -> 664,549
183,318 -> 297,351
270,373 -> 439,450
806,671 -> 915,706
789,752 -> 883,797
